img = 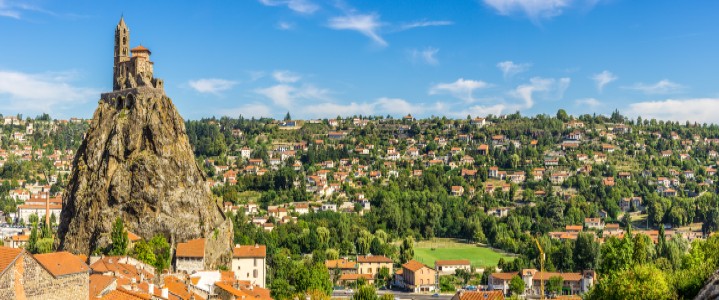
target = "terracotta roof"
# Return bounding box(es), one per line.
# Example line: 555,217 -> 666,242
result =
164,276 -> 198,300
214,281 -> 272,300
357,255 -> 392,263
490,272 -> 518,280
339,273 -> 374,281
233,245 -> 266,258
176,238 -> 205,258
531,271 -> 583,281
34,251 -> 90,278
100,288 -> 151,300
455,291 -> 505,300
126,231 -> 142,242
325,259 -> 357,269
0,246 -> 23,276
90,274 -> 116,298
130,45 -> 150,53
436,259 -> 470,266
402,260 -> 430,272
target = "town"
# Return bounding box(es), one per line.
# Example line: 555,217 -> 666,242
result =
1,105 -> 719,299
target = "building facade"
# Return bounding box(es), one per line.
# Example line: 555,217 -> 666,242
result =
231,245 -> 267,288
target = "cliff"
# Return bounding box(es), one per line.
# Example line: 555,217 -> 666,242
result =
55,86 -> 232,270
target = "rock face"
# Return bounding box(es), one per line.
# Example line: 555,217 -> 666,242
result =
56,18 -> 232,270
696,270 -> 719,300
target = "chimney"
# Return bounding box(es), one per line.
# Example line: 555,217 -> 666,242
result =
161,288 -> 169,298
255,243 -> 259,248
148,283 -> 154,294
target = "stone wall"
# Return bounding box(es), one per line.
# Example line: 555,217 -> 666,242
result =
0,252 -> 89,300
176,257 -> 204,274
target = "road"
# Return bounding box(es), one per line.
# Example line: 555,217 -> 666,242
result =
331,290 -> 454,300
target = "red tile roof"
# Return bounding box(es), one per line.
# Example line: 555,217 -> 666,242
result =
233,245 -> 266,258
176,238 -> 205,258
357,255 -> 392,263
402,260 -> 430,272
454,291 -> 505,300
34,251 -> 90,278
90,274 -> 116,298
0,246 -> 22,276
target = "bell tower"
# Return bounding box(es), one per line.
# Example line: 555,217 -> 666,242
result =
113,17 -> 130,90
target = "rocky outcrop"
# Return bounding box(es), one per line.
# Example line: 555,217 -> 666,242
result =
696,270 -> 719,300
56,86 -> 232,269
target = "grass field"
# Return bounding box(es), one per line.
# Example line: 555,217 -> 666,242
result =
414,238 -> 515,268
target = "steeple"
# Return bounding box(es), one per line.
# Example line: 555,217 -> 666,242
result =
114,17 -> 130,90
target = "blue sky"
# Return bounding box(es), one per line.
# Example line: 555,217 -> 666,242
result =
1,0 -> 719,123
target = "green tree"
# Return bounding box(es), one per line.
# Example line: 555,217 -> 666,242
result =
27,222 -> 39,254
132,240 -> 156,267
109,217 -> 128,255
509,275 -> 525,296
399,236 -> 414,264
585,264 -> 673,300
574,232 -> 599,270
353,285 -> 377,300
599,236 -> 634,275
546,276 -> 564,295
149,235 -> 171,272
36,238 -> 53,254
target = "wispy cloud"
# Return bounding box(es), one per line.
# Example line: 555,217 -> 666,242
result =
497,61 -> 531,79
511,77 -> 570,108
429,78 -> 492,102
272,70 -> 301,83
0,69 -> 97,114
575,98 -> 602,108
328,13 -> 386,46
409,47 -> 439,65
220,103 -> 274,119
591,70 -> 617,92
277,21 -> 295,30
483,0 -> 603,21
398,20 -> 453,31
626,98 -> 719,124
624,79 -> 685,95
258,0 -> 318,14
188,78 -> 238,94
255,84 -> 331,109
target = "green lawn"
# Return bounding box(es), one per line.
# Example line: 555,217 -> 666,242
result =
414,239 -> 515,268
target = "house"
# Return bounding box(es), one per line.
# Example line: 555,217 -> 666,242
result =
326,259 -> 358,277
451,290 -> 504,300
401,260 -> 437,292
214,280 -> 272,300
357,255 -> 393,277
320,203 -> 337,212
232,244 -> 267,288
175,238 -> 206,274
451,186 -> 465,197
490,269 -> 595,296
338,274 -> 375,286
620,197 -> 643,212
0,247 -> 90,299
435,260 -> 471,276
584,218 -> 604,230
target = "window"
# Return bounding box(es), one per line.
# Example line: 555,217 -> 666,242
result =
254,258 -> 258,267
368,268 -> 372,274
253,269 -> 258,278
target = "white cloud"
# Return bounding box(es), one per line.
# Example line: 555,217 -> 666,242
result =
299,97 -> 422,118
272,70 -> 301,83
511,77 -> 570,108
626,98 -> 719,124
255,84 -> 331,108
277,21 -> 294,30
497,61 -> 531,79
328,13 -> 386,46
625,79 -> 685,95
0,70 -> 97,114
221,103 -> 274,119
429,78 -> 491,102
398,20 -> 453,31
188,78 -> 237,94
483,0 -> 602,21
575,98 -> 601,108
591,70 -> 617,92
258,0 -> 318,14
409,47 -> 439,65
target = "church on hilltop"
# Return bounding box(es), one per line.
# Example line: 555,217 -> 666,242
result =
112,17 -> 164,91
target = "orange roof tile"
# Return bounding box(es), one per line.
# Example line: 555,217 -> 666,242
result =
0,246 -> 23,276
490,272 -> 518,280
339,273 -> 374,281
402,260 -> 430,272
325,259 -> 357,269
233,245 -> 266,258
100,288 -> 151,300
130,45 -> 150,53
90,274 -> 116,298
34,251 -> 90,278
357,255 -> 392,263
126,231 -> 142,242
176,238 -> 205,258
455,291 -> 505,300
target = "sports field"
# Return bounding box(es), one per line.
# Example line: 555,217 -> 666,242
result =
414,238 -> 515,268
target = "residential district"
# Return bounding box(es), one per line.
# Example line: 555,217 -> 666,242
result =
2,107 -> 719,299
